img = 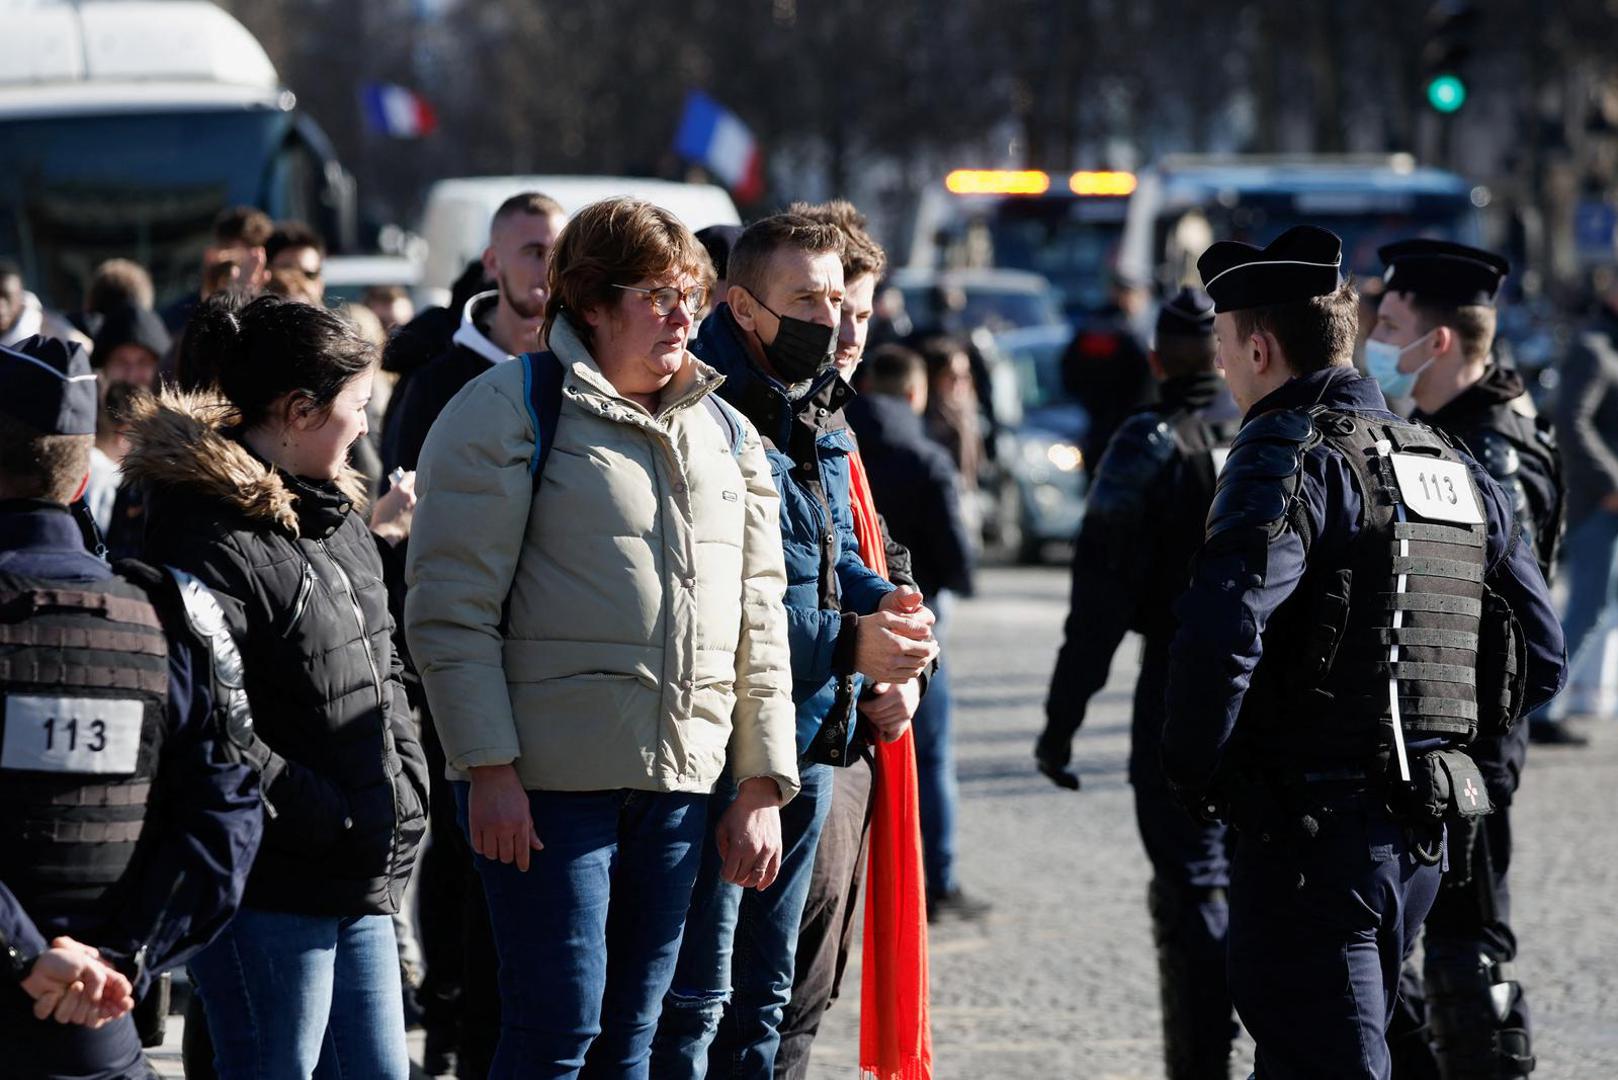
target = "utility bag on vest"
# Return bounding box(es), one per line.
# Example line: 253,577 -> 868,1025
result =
1213,407 -> 1526,827
0,570 -> 171,918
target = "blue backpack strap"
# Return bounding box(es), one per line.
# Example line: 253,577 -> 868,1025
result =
520,351 -> 566,488
703,394 -> 746,458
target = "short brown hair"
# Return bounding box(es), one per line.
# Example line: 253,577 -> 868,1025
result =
543,197 -> 714,349
492,192 -> 566,234
863,344 -> 926,397
86,258 -> 155,314
1404,294 -> 1497,363
726,214 -> 845,300
214,205 -> 274,248
1231,280 -> 1361,375
0,412 -> 91,503
788,199 -> 886,283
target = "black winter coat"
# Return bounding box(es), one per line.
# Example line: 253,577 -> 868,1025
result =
124,393 -> 429,917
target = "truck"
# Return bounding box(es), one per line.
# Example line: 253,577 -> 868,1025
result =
0,0 -> 357,310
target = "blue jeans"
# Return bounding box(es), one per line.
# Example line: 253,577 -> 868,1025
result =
651,763 -> 835,1080
1552,510 -> 1618,715
1228,809 -> 1443,1079
187,907 -> 409,1080
914,591 -> 959,895
455,783 -> 708,1080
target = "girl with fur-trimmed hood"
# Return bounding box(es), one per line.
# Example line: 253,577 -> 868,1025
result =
122,295 -> 427,1079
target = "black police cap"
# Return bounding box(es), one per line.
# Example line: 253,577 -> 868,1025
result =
1155,286 -> 1216,339
695,224 -> 745,280
1197,225 -> 1344,314
0,336 -> 98,436
1378,238 -> 1509,307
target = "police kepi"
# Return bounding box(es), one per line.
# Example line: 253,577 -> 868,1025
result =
1162,228 -> 1566,1079
0,336 -> 265,1080
1371,239 -> 1559,1079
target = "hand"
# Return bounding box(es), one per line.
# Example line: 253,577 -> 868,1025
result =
860,679 -> 922,742
1034,729 -> 1081,791
369,471 -> 417,545
716,778 -> 784,891
854,593 -> 938,684
468,764 -> 543,871
21,937 -> 135,1028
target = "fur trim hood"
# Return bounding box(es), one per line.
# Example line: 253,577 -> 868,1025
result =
122,389 -> 368,538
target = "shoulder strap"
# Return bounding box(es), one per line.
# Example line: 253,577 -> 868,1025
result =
520,352 -> 567,490
703,393 -> 747,458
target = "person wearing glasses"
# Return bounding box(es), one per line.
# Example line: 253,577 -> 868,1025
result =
404,196 -> 800,1078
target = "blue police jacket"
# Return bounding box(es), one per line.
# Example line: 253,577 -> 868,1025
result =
1162,367 -> 1567,796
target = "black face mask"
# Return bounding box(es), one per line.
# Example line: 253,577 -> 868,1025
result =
748,293 -> 835,384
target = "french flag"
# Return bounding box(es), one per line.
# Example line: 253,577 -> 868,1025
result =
674,91 -> 764,204
361,83 -> 438,139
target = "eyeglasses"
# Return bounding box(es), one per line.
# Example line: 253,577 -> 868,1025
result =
612,283 -> 707,318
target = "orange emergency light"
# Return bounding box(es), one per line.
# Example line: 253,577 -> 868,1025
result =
944,170 -> 1052,196
1069,170 -> 1137,196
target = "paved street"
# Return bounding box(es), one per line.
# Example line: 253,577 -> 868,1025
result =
153,565 -> 1618,1079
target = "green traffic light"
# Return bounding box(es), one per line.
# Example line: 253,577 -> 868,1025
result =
1427,74 -> 1467,114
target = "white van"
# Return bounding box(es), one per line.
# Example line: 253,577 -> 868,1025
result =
418,176 -> 741,294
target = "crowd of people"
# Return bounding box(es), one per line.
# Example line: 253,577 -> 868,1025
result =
4,174 -> 1618,1080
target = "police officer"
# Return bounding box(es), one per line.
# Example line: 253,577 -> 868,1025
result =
1162,227 -> 1566,1079
1038,286 -> 1240,1080
0,336 -> 264,1080
1368,240 -> 1559,1079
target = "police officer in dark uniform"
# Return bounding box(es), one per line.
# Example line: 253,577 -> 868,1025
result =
1038,286 -> 1241,1080
0,336 -> 265,1080
1367,240 -> 1560,1079
1162,227 -> 1566,1079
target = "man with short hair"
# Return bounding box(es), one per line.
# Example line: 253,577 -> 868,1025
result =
1163,226 -> 1565,1077
653,213 -> 937,1079
161,206 -> 273,333
383,192 -> 567,476
264,222 -> 327,307
0,336 -> 265,1080
1367,240 -> 1559,1079
382,190 -> 566,1078
1039,286 -> 1241,1080
0,261 -> 86,351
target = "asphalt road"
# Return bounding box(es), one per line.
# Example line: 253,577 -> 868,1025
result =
152,565 -> 1618,1079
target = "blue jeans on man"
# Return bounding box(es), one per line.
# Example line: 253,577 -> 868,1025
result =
1551,510 -> 1618,717
455,783 -> 708,1080
187,907 -> 410,1079
651,763 -> 835,1079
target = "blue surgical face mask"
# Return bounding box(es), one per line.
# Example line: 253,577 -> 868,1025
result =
1364,330 -> 1436,399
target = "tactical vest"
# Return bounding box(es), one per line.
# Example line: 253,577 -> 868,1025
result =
1463,407 -> 1564,580
0,570 -> 170,916
1243,409 -> 1488,769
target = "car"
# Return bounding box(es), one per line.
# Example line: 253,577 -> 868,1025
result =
980,323 -> 1090,563
886,267 -> 1067,337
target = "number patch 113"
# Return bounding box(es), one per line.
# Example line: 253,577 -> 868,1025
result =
1389,453 -> 1483,526
1,695 -> 143,775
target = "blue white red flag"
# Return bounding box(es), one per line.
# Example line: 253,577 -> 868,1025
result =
361,83 -> 438,139
674,91 -> 764,203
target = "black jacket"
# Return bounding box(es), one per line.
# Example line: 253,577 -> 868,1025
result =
1553,306 -> 1618,527
845,392 -> 975,599
124,394 -> 428,917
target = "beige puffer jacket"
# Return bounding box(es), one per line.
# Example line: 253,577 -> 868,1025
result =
404,315 -> 799,802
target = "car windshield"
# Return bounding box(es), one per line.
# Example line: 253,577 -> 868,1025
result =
998,334 -> 1074,411
988,200 -> 1126,314
0,109 -> 294,307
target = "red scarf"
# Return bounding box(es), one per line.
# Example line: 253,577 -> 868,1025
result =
848,449 -> 933,1080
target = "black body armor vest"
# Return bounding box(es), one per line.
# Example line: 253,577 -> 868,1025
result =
0,570 -> 170,915
1241,409 -> 1489,769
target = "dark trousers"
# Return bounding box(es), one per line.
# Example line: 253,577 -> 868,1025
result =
1130,639 -> 1237,1080
1228,808 -> 1443,1080
2,989 -> 156,1080
775,753 -> 875,1080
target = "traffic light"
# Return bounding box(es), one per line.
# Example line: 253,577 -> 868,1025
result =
1423,1 -> 1478,115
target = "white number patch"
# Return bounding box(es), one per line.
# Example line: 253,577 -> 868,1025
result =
1390,454 -> 1483,525
2,696 -> 143,775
